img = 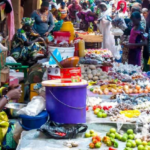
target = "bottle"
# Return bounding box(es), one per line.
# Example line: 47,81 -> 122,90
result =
79,40 -> 85,57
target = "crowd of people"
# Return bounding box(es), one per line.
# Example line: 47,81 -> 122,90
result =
9,0 -> 150,71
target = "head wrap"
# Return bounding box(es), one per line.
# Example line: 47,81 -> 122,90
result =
88,0 -> 94,5
132,2 -> 142,9
22,17 -> 35,26
117,0 -> 127,13
72,0 -> 78,4
41,1 -> 49,7
99,2 -> 108,9
61,2 -> 65,5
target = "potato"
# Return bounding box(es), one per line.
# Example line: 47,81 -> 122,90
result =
93,76 -> 98,81
96,72 -> 101,76
83,73 -> 87,77
87,70 -> 92,74
88,74 -> 93,79
85,77 -> 88,81
89,65 -> 96,70
93,71 -> 97,76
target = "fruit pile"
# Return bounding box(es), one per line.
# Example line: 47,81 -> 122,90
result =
85,130 -> 98,138
93,106 -> 108,118
89,136 -> 102,149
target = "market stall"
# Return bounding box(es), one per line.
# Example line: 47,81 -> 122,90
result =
2,19 -> 150,150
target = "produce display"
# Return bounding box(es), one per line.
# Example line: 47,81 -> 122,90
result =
80,52 -> 114,65
81,65 -> 111,82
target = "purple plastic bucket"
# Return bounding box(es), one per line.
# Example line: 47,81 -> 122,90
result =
45,84 -> 87,124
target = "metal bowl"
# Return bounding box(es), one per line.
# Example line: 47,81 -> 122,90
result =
5,103 -> 26,118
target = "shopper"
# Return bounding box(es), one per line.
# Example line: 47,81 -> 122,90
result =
142,8 -> 148,19
123,11 -> 147,66
31,1 -> 54,37
116,0 -> 128,18
58,2 -> 68,20
68,0 -> 82,22
97,2 -> 116,56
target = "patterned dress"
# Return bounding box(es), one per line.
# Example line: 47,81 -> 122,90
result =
11,29 -> 45,61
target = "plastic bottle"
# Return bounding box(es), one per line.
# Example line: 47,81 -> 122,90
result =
79,40 -> 85,57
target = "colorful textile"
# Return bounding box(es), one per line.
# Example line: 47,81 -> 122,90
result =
117,0 -> 127,13
59,8 -> 67,19
128,28 -> 145,66
0,112 -> 9,149
68,0 -> 81,19
7,0 -> 15,41
22,17 -> 35,26
11,29 -> 45,61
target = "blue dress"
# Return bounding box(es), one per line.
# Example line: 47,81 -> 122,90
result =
31,10 -> 54,36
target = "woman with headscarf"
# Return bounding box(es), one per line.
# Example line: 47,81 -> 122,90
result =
97,3 -> 116,56
68,0 -> 82,22
116,0 -> 128,18
31,1 -> 54,37
11,18 -> 46,65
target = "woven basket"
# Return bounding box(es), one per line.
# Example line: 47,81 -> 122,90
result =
78,34 -> 103,42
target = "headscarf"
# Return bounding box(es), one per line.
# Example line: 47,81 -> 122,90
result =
22,17 -> 35,26
41,1 -> 49,7
117,0 -> 127,13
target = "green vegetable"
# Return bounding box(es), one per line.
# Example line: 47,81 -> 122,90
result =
148,142 -> 150,146
90,88 -> 94,92
114,141 -> 118,148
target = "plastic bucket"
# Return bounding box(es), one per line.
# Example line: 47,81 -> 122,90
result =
53,31 -> 71,43
60,67 -> 81,83
19,111 -> 48,130
47,67 -> 61,80
42,80 -> 87,124
48,46 -> 75,60
115,50 -> 123,63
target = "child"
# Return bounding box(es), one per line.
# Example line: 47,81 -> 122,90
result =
123,11 -> 147,66
59,2 -> 68,20
142,8 -> 148,19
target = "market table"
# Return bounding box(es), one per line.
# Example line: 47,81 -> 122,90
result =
16,123 -> 136,150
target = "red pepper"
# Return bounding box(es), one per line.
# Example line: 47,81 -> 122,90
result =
55,132 -> 66,136
108,106 -> 112,109
86,106 -> 89,111
109,147 -> 117,150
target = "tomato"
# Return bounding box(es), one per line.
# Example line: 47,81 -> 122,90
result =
93,106 -> 98,111
97,106 -> 102,109
86,106 -> 89,111
103,106 -> 108,110
108,106 -> 112,109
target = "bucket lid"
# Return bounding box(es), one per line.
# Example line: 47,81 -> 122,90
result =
42,79 -> 87,87
19,111 -> 48,120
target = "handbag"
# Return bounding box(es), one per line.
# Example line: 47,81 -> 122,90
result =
39,122 -> 88,139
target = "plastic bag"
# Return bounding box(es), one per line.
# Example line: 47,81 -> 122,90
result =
39,122 -> 88,139
17,96 -> 45,116
110,27 -> 124,36
6,56 -> 17,64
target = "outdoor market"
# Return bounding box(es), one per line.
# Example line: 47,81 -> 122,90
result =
1,0 -> 150,150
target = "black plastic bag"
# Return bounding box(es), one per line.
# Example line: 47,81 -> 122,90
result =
38,122 -> 88,139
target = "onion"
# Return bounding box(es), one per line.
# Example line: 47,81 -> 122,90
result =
133,89 -> 138,94
144,89 -> 148,94
124,85 -> 129,91
136,85 -> 141,90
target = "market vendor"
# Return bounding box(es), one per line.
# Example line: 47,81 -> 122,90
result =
11,17 -> 46,65
0,87 -> 21,149
31,1 -> 54,37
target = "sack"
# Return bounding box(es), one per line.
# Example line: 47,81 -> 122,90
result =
110,27 -> 124,36
39,122 -> 88,139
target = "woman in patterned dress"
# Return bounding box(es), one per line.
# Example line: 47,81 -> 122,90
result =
11,17 -> 46,65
